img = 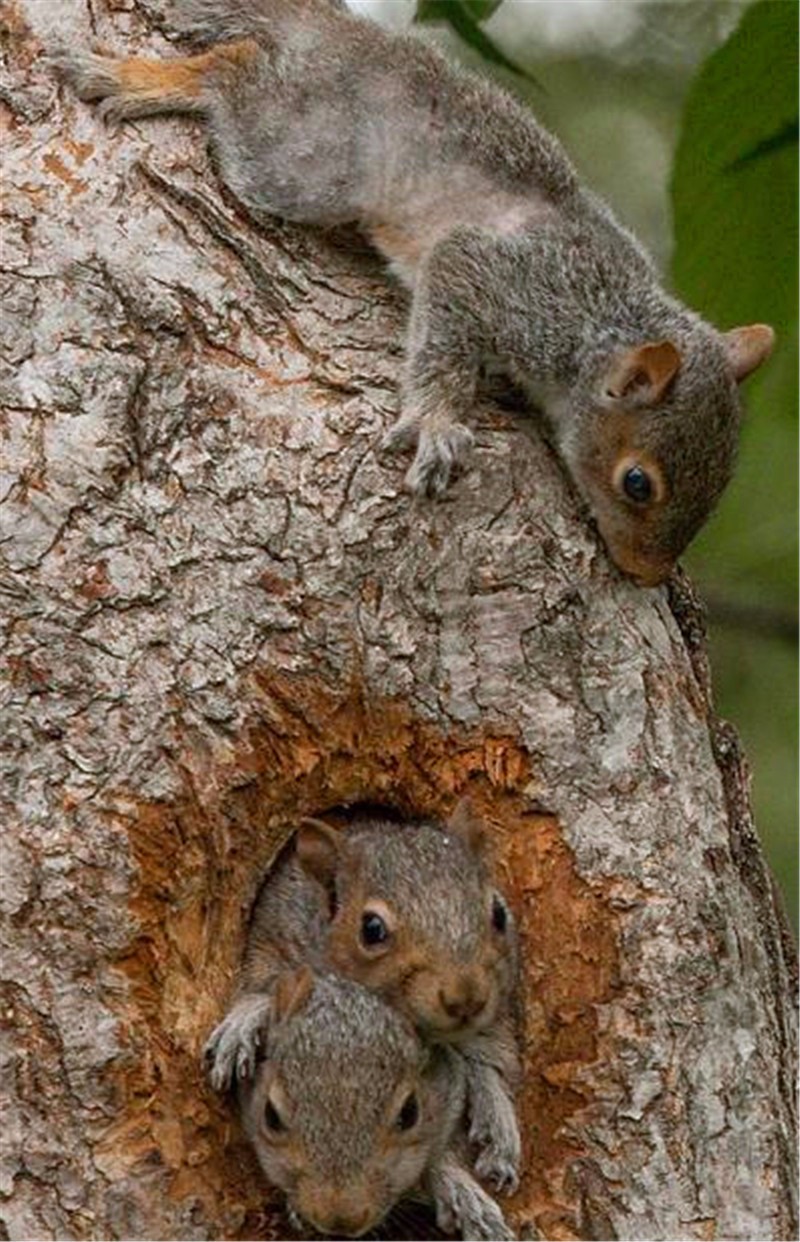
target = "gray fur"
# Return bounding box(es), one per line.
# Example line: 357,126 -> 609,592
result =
53,0 -> 767,581
234,972 -> 515,1238
467,1061 -> 522,1192
204,815 -> 522,1195
54,0 -> 763,579
428,1150 -> 516,1241
338,818 -> 499,959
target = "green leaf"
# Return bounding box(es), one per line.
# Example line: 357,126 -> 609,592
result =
727,119 -> 799,171
671,0 -> 798,609
415,0 -> 539,85
416,0 -> 503,25
672,0 -> 798,925
460,0 -> 503,18
672,0 -> 798,335
673,0 -> 798,180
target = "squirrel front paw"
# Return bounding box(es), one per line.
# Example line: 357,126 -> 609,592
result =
203,994 -> 272,1092
405,423 -> 474,498
473,1145 -> 520,1197
380,414 -> 421,455
469,1091 -> 522,1195
433,1173 -> 515,1241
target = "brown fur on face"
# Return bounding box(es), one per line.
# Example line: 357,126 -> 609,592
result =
215,798 -> 521,1215
574,408 -> 681,586
297,807 -> 516,1040
565,324 -> 770,585
325,880 -> 504,1038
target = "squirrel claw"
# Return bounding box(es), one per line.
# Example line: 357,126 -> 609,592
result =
433,1175 -> 515,1241
236,1046 -> 254,1081
204,994 -> 273,1092
381,417 -> 421,455
405,424 -> 474,498
286,1206 -> 306,1234
474,1149 -> 520,1196
469,1099 -> 522,1196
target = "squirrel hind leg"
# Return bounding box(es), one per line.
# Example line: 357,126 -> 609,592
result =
53,47 -> 206,121
53,44 -> 258,123
50,48 -> 124,107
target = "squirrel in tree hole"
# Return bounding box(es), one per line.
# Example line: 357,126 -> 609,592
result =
232,967 -> 515,1239
52,0 -> 774,585
205,801 -> 522,1197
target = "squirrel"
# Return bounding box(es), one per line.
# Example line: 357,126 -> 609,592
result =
236,966 -> 515,1239
205,801 -> 522,1195
53,0 -> 775,585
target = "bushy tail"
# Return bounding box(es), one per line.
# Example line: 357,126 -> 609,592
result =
173,0 -> 348,44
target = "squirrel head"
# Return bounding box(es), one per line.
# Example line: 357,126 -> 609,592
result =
567,323 -> 774,586
239,970 -> 455,1238
296,799 -> 517,1042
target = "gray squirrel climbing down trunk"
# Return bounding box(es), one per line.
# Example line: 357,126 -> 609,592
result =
52,0 -> 774,585
1,2 -> 797,1240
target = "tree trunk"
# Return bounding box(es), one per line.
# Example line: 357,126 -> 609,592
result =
1,4 -> 796,1240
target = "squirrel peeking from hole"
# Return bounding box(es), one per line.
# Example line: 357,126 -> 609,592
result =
204,801 -> 520,1239
54,0 -> 774,588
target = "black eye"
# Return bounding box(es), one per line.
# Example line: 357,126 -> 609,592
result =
396,1093 -> 419,1131
265,1098 -> 286,1133
361,912 -> 389,947
622,466 -> 653,504
492,895 -> 508,934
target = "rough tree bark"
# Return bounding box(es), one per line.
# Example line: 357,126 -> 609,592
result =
1,4 -> 797,1240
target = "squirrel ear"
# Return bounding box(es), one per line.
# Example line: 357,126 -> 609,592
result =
723,324 -> 775,382
272,966 -> 315,1025
446,796 -> 488,857
296,818 -> 344,888
604,340 -> 681,404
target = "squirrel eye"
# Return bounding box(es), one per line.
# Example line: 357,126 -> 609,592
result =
395,1092 -> 420,1131
361,911 -> 389,947
491,895 -> 508,934
264,1098 -> 286,1134
622,465 -> 653,504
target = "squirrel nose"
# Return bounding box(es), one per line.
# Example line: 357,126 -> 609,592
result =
323,1206 -> 374,1237
633,567 -> 671,588
438,975 -> 488,1024
301,1190 -> 376,1239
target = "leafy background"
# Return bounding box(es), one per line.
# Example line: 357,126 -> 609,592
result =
356,0 -> 798,924
672,1 -> 798,926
